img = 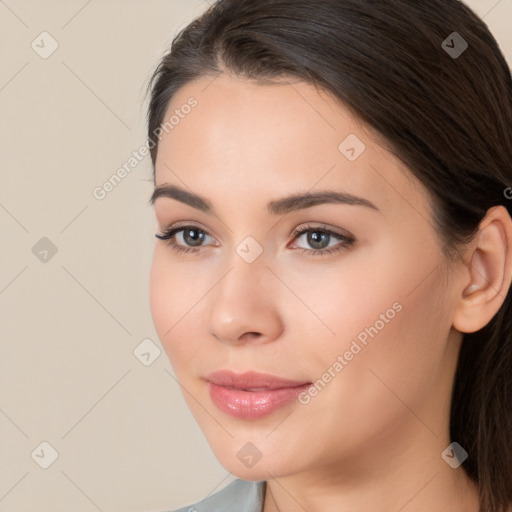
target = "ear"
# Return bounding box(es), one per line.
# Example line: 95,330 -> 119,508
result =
452,205 -> 512,334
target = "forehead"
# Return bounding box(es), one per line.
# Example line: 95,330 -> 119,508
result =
154,73 -> 428,220
157,73 -> 366,169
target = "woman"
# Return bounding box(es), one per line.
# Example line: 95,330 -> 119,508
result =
145,0 -> 512,510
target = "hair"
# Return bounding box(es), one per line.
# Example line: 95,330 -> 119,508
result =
145,1 -> 512,510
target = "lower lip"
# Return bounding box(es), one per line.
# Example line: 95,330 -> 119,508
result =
207,382 -> 311,420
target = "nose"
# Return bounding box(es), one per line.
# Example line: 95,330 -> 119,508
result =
207,252 -> 284,346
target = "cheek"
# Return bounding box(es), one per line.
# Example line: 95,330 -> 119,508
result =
298,240 -> 449,404
287,274 -> 450,464
149,250 -> 171,338
149,250 -> 185,360
317,236 -> 445,350
322,265 -> 449,419
149,249 -> 208,373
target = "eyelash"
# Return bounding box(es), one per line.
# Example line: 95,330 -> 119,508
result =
154,223 -> 355,257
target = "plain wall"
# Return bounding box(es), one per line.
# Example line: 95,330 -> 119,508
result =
1,1 -> 511,510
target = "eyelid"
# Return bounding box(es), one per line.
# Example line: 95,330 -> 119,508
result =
157,220 -> 216,239
289,222 -> 352,240
157,221 -> 350,241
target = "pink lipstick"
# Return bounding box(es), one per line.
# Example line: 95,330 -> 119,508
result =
205,370 -> 312,420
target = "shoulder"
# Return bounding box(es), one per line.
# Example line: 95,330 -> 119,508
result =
165,478 -> 266,512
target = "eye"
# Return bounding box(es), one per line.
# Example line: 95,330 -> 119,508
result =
154,223 -> 355,257
289,224 -> 355,256
154,224 -> 214,254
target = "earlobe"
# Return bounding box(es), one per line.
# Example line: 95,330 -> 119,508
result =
453,206 -> 512,334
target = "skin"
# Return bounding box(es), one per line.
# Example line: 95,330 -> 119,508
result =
149,73 -> 512,512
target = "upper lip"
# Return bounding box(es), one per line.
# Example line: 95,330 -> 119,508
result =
205,370 -> 311,390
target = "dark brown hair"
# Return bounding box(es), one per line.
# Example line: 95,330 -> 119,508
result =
145,1 -> 512,510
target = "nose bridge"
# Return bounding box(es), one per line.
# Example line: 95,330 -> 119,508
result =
220,231 -> 272,297
207,243 -> 282,344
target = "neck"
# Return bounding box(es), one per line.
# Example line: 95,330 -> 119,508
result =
263,463 -> 479,512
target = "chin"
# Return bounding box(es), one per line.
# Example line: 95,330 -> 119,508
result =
207,437 -> 298,481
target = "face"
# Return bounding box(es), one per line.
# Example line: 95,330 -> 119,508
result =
149,73 -> 461,482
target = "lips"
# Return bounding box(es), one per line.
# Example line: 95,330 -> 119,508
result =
204,370 -> 312,420
204,370 -> 311,390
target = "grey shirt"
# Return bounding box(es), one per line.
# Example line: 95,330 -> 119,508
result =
168,479 -> 266,512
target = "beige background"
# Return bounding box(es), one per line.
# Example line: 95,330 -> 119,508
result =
0,1 -> 511,511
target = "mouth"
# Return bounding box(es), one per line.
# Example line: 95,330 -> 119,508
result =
204,370 -> 312,420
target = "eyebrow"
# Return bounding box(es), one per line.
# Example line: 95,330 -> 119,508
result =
149,184 -> 379,215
